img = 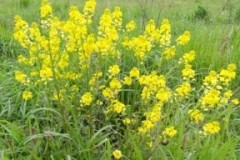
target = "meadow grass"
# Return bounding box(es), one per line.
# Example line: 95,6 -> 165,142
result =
0,0 -> 240,159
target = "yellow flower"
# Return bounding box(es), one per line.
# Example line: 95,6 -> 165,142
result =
123,76 -> 132,85
202,89 -> 220,107
58,53 -> 69,70
98,8 -> 119,42
15,71 -> 29,85
138,120 -> 154,134
124,35 -> 151,60
110,78 -> 122,90
203,71 -> 218,86
102,87 -> 115,99
141,86 -> 152,101
145,104 -> 162,123
219,64 -> 236,84
123,118 -> 131,125
227,63 -> 236,71
53,89 -> 65,102
163,126 -> 177,138
129,67 -> 140,78
145,19 -> 157,39
188,109 -> 204,123
220,70 -> 236,83
89,72 -> 103,86
177,31 -> 190,45
14,15 -> 30,48
221,90 -> 233,104
17,55 -> 28,64
126,20 -> 136,32
231,99 -> 239,105
182,64 -> 195,80
224,90 -> 232,98
155,88 -> 171,102
113,6 -> 122,28
203,121 -> 220,135
159,19 -> 171,46
40,67 -> 53,82
112,150 -> 122,160
110,100 -> 126,114
108,65 -> 120,76
163,46 -> 176,60
181,50 -> 195,63
83,0 -> 96,16
80,92 -> 93,106
22,91 -> 33,101
175,82 -> 191,98
40,0 -> 52,18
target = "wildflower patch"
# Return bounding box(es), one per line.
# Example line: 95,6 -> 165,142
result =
13,0 -> 239,159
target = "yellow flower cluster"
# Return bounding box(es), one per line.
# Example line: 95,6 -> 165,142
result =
201,64 -> 237,108
89,71 -> 103,91
13,16 -> 31,49
203,121 -> 220,135
80,92 -> 93,106
202,89 -> 220,106
139,72 -> 170,102
138,102 -> 162,134
177,31 -> 190,45
13,0 -> 238,149
163,126 -> 177,138
123,19 -> 174,60
15,71 -> 29,85
83,0 -> 96,23
123,67 -> 140,85
175,50 -> 195,99
41,0 -> 52,18
219,64 -> 236,85
163,46 -> 176,60
175,82 -> 191,98
53,89 -> 65,102
187,64 -> 238,135
40,0 -> 53,27
101,64 -> 128,114
188,109 -> 204,123
96,7 -> 122,56
123,35 -> 151,60
182,64 -> 195,80
108,100 -> 126,113
108,65 -> 120,77
22,91 -> 33,101
126,20 -> 136,32
129,67 -> 140,79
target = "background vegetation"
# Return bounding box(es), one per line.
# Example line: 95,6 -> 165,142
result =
1,0 -> 240,67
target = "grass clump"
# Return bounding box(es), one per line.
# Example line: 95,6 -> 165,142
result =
190,5 -> 210,22
0,35 -> 20,58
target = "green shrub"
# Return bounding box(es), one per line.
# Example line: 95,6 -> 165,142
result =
190,5 -> 210,21
235,8 -> 240,23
